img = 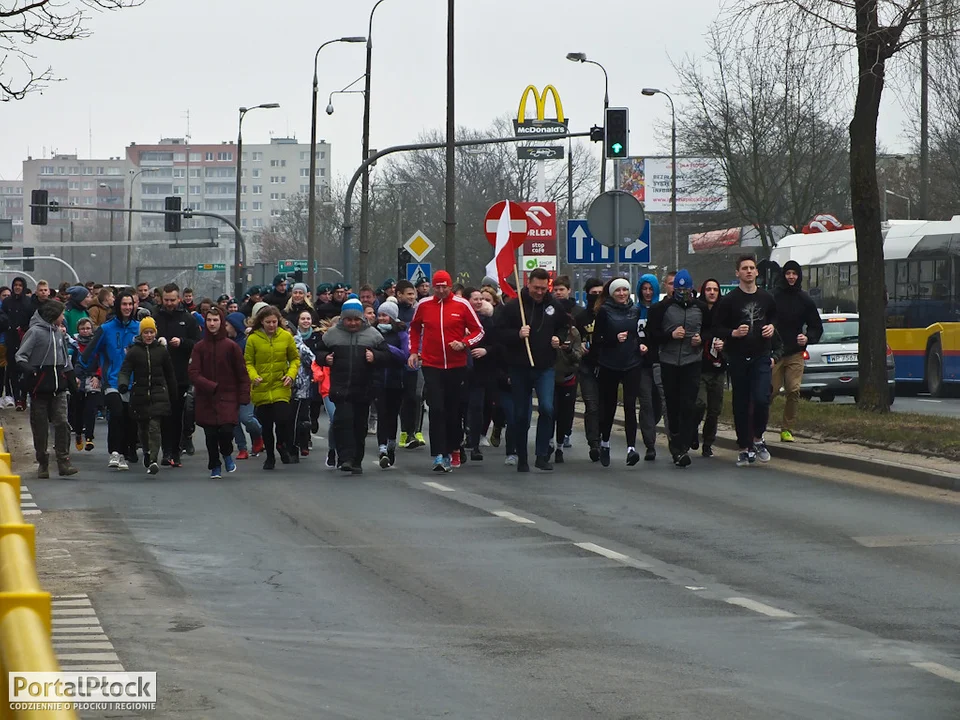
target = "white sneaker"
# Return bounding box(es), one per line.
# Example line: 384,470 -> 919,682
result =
479,435 -> 491,447
562,435 -> 572,448
117,456 -> 129,471
504,454 -> 518,466
2,396 -> 12,408
108,452 -> 120,468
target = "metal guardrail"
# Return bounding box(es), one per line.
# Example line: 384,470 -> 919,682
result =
0,427 -> 78,719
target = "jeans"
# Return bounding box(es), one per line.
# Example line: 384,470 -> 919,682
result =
499,388 -> 516,455
577,367 -> 601,449
728,354 -> 773,449
422,366 -> 467,457
105,391 -> 137,458
508,366 -> 555,460
233,402 -> 262,451
772,351 -> 805,431
695,369 -> 725,447
323,396 -> 337,452
660,362 -> 702,457
29,392 -> 70,464
161,384 -> 189,460
202,424 -> 235,469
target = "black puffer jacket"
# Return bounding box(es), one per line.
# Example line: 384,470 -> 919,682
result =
593,298 -> 644,371
117,337 -> 178,419
2,278 -> 32,349
496,288 -> 569,370
151,304 -> 201,387
774,261 -> 823,358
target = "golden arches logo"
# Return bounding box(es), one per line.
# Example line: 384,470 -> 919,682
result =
516,84 -> 565,124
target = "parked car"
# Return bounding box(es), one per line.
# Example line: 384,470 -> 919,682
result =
799,313 -> 896,404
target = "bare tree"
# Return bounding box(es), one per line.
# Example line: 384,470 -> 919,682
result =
0,0 -> 142,100
733,0 -> 960,411
674,25 -> 850,256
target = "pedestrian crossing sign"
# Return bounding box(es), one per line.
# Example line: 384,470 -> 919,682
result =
406,263 -> 432,286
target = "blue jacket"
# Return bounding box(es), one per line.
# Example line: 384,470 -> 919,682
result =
635,273 -> 661,366
80,314 -> 140,391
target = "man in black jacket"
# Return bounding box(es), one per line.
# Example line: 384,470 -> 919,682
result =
2,276 -> 33,410
262,275 -> 290,310
772,261 -> 823,443
152,283 -> 201,465
496,268 -> 569,472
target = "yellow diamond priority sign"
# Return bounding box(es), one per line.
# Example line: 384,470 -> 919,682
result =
403,230 -> 435,262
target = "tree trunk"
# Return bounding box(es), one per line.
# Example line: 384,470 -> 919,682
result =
850,10 -> 890,413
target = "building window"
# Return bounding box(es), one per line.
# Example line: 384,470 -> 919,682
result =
68,166 -> 80,175
189,185 -> 201,196
96,167 -> 105,175
241,218 -> 247,228
280,176 -> 286,183
173,168 -> 185,178
83,197 -> 93,205
252,152 -> 263,162
68,181 -> 80,190
270,192 -> 280,200
217,152 -> 233,161
107,167 -> 121,176
189,168 -> 202,178
40,166 -> 55,175
173,185 -> 186,194
271,209 -> 282,217
240,202 -> 247,211
319,168 -> 325,177
189,152 -> 201,162
252,185 -> 262,195
299,168 -> 309,177
252,201 -> 262,211
205,152 -> 214,161
82,167 -> 94,175
270,176 -> 279,184
300,184 -> 310,194
174,153 -> 186,162
252,218 -> 263,228
82,181 -> 93,190
252,169 -> 261,178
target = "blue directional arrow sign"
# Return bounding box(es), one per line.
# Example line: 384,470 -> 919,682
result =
407,262 -> 432,285
566,219 -> 651,264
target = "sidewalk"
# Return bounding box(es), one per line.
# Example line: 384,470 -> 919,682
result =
570,401 -> 960,492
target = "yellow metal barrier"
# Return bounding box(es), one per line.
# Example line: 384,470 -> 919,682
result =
0,428 -> 78,720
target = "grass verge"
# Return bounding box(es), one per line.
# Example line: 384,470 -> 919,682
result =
718,391 -> 960,459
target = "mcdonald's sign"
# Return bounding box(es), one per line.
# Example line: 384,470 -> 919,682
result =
514,85 -> 569,137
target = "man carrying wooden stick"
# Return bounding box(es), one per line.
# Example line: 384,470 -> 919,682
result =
408,270 -> 485,473
497,268 -> 569,473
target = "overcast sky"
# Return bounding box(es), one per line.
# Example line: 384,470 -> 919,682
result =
0,0 -> 916,184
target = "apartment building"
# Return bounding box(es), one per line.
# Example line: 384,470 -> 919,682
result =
21,155 -> 132,247
0,181 -> 24,245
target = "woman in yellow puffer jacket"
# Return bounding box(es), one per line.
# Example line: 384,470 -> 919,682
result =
244,304 -> 300,469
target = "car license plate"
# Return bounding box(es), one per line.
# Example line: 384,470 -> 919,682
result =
826,354 -> 858,363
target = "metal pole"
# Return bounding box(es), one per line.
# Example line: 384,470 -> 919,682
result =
126,184 -> 134,283
444,0 -> 456,275
360,3 -> 388,285
919,0 -> 929,219
567,136 -> 574,218
613,190 -> 621,277
109,210 -> 114,283
308,68 -> 320,295
670,95 -> 678,272
882,180 -> 888,222
234,109 -> 245,300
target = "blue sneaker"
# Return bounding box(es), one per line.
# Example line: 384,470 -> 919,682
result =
224,456 -> 237,473
210,466 -> 222,479
441,455 -> 453,473
432,454 -> 445,472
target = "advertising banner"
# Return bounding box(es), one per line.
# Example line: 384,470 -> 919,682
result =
620,157 -> 727,213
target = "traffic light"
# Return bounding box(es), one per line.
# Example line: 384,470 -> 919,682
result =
604,107 -> 629,159
31,190 -> 48,226
293,269 -> 304,284
164,196 -> 182,233
23,247 -> 34,272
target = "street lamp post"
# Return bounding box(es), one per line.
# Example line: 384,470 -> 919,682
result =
308,37 -> 365,295
235,102 -> 280,299
126,168 -> 157,283
642,88 -> 678,272
360,0 -> 392,286
566,52 -> 610,193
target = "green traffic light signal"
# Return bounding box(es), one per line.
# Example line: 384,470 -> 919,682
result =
611,142 -> 623,155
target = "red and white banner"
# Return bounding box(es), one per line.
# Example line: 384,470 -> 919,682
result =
485,200 -> 524,298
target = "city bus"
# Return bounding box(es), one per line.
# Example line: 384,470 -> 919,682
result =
771,218 -> 960,396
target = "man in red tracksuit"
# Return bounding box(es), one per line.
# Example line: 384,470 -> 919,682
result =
407,270 -> 484,473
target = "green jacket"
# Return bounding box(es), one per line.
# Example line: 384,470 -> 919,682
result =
244,327 -> 299,405
64,306 -> 89,336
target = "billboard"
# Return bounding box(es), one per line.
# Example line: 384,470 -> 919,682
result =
619,157 -> 727,213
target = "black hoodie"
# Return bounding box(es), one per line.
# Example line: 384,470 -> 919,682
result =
2,276 -> 32,347
774,260 -> 823,358
496,288 -> 569,370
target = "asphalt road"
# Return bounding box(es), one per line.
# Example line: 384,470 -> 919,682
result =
819,393 -> 960,417
24,424 -> 960,720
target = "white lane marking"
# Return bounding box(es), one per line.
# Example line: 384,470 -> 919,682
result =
686,586 -> 706,591
725,597 -> 796,618
53,594 -> 89,600
53,608 -> 97,616
62,664 -> 125,672
21,502 -> 38,508
53,617 -> 104,626
911,662 -> 960,683
853,534 -> 960,548
917,399 -> 942,404
492,510 -> 536,525
51,626 -> 105,634
53,642 -> 115,650
58,653 -> 121,662
422,481 -> 455,492
575,542 -> 633,563
52,599 -> 93,607
21,493 -> 32,500
22,509 -> 41,516
53,635 -> 109,642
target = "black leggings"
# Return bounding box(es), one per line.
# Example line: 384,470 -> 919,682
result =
598,365 -> 641,448
290,399 -> 312,453
73,391 -> 102,440
202,424 -> 235,469
105,391 -> 137,457
254,402 -> 291,459
376,388 -> 403,446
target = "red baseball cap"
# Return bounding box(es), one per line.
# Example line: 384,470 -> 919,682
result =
432,270 -> 452,287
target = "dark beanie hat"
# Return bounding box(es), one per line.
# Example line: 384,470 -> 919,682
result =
584,277 -> 604,293
39,299 -> 65,325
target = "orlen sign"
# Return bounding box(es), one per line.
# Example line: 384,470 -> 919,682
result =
519,202 -> 556,257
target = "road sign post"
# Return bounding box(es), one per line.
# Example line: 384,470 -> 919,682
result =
197,263 -> 226,272
406,263 -> 432,285
566,219 -> 651,265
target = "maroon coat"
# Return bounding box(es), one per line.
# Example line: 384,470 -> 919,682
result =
188,309 -> 250,427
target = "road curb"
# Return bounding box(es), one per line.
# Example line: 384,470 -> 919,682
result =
557,405 -> 960,492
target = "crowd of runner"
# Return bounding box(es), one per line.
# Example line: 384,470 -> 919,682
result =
0,252 -> 823,478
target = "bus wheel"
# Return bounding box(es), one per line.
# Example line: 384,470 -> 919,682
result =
926,340 -> 945,398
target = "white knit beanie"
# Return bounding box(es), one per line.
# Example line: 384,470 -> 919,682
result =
609,278 -> 631,294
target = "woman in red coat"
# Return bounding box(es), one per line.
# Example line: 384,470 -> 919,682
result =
188,307 -> 251,478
